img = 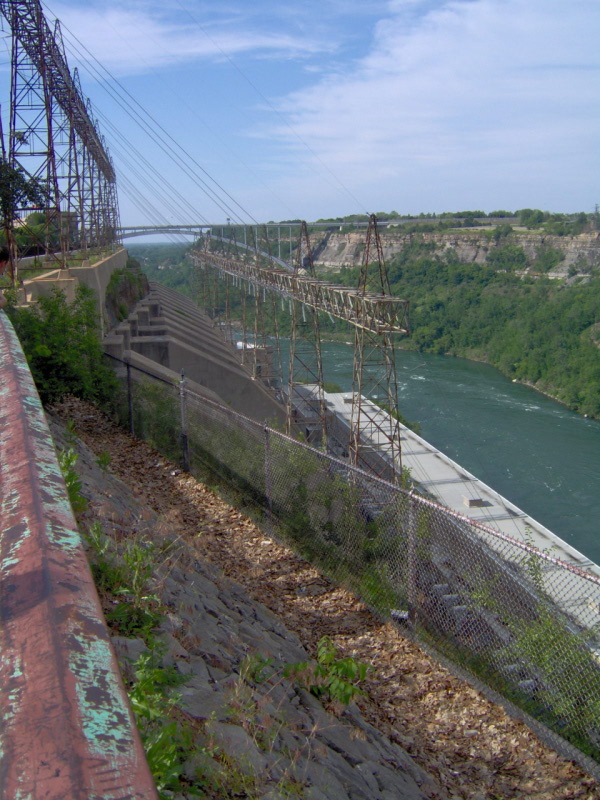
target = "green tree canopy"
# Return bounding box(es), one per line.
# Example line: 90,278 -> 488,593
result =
6,285 -> 116,405
0,160 -> 47,221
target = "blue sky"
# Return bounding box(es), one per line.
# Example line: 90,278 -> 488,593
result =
4,1 -> 600,228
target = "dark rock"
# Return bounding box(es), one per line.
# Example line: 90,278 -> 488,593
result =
179,684 -> 228,721
110,636 -> 148,682
207,722 -> 269,776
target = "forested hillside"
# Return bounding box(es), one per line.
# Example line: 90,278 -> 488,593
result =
336,241 -> 600,417
127,243 -> 192,288
131,237 -> 600,419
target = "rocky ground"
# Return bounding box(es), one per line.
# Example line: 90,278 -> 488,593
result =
49,397 -> 600,799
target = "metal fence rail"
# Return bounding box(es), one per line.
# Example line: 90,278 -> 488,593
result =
0,316 -> 157,800
110,355 -> 600,764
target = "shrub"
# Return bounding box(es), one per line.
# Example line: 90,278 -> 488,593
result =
285,635 -> 369,706
7,285 -> 116,406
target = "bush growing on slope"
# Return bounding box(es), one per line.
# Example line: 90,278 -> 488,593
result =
7,285 -> 117,405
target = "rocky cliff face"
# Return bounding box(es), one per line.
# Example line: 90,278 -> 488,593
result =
314,230 -> 600,275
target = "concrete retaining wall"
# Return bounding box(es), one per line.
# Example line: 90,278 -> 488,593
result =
70,248 -> 128,307
104,282 -> 287,426
21,248 -> 128,336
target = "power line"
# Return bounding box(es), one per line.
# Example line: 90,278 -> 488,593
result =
174,0 -> 369,216
43,0 -> 370,225
94,108 -> 210,226
74,4 -> 300,222
42,2 -> 258,226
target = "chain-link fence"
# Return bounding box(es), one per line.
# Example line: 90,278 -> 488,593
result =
106,354 -> 600,764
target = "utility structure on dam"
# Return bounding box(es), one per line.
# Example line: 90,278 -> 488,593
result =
190,215 -> 410,484
0,0 -> 120,280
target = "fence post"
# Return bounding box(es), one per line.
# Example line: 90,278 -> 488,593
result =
407,489 -> 417,626
180,369 -> 190,473
264,426 -> 273,516
126,358 -> 134,436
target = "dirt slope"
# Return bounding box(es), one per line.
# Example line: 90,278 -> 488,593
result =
51,396 -> 599,799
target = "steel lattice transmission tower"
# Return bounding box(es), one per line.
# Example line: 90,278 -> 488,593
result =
0,0 -> 120,276
193,230 -> 283,397
246,225 -> 281,391
190,220 -> 409,475
287,221 -> 327,443
349,214 -> 406,483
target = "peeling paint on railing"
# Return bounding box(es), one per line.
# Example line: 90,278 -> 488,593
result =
0,312 -> 158,799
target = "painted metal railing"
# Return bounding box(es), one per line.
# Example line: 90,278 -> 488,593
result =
0,312 -> 157,800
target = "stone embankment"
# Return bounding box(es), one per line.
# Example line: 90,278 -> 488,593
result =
314,230 -> 600,275
49,398 -> 599,800
49,406 -> 434,800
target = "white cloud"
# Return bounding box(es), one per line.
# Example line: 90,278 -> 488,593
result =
48,1 -> 334,75
265,0 -> 600,213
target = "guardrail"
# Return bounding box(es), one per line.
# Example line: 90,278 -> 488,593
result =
0,312 -> 157,800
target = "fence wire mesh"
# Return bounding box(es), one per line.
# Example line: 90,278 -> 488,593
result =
109,355 -> 600,764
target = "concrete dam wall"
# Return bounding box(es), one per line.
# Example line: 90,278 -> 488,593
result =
103,282 -> 287,427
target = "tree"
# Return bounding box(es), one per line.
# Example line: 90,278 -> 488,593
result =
492,223 -> 513,242
517,208 -> 546,228
532,245 -> 565,273
486,243 -> 527,271
0,159 -> 48,280
6,285 -> 116,405
0,160 -> 46,220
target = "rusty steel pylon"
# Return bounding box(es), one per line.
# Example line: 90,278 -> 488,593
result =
193,237 -> 211,312
220,273 -> 235,345
349,214 -> 405,483
249,227 -> 281,392
197,226 -> 283,396
0,0 -> 119,280
220,226 -> 242,345
190,222 -> 409,459
287,221 -> 326,443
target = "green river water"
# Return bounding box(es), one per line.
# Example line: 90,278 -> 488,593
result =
312,341 -> 600,565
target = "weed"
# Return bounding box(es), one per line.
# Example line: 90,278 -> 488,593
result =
84,519 -> 110,557
106,602 -> 162,640
240,654 -> 275,685
65,418 -> 78,445
82,518 -> 162,642
128,652 -> 197,798
96,449 -> 111,471
82,521 -> 129,599
57,447 -> 88,515
203,747 -> 261,798
121,538 -> 158,603
285,635 -> 369,707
